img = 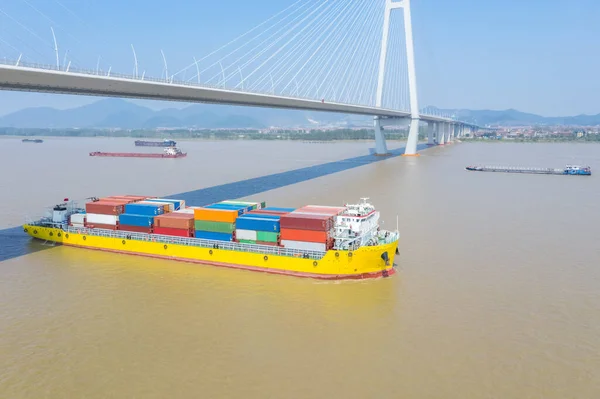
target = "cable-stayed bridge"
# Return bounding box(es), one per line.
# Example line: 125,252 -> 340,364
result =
0,0 -> 479,155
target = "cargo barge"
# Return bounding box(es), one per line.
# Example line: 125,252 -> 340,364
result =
466,164 -> 591,176
22,138 -> 43,143
135,139 -> 177,147
23,197 -> 399,280
90,147 -> 186,158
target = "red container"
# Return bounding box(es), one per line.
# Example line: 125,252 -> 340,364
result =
83,222 -> 118,230
123,195 -> 155,200
296,205 -> 346,215
155,213 -> 195,229
279,213 -> 333,231
153,226 -> 194,237
102,197 -> 136,204
280,228 -> 329,243
119,225 -> 153,234
85,201 -> 125,215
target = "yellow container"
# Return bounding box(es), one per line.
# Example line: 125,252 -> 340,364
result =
193,208 -> 238,223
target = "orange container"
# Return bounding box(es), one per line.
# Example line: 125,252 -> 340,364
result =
280,228 -> 329,243
194,208 -> 239,223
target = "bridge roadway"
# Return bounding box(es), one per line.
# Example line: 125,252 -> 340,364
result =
0,63 -> 474,127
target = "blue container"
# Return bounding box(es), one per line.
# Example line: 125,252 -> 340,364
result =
119,213 -> 155,227
245,213 -> 280,220
236,217 -> 280,232
144,198 -> 182,211
194,231 -> 233,241
264,207 -> 296,213
125,203 -> 164,216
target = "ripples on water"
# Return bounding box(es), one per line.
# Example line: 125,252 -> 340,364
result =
1,139 -> 599,398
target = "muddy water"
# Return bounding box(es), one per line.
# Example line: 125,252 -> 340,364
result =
1,138 -> 599,398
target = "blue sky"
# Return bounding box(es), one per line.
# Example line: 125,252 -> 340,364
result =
0,0 -> 598,117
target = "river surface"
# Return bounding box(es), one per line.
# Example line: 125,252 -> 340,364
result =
1,138 -> 599,398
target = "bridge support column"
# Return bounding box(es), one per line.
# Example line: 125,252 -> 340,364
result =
403,118 -> 420,156
373,116 -> 389,155
439,123 -> 446,145
427,121 -> 435,145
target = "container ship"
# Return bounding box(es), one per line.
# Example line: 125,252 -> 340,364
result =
23,196 -> 399,280
135,139 -> 177,147
22,138 -> 43,143
90,147 -> 186,158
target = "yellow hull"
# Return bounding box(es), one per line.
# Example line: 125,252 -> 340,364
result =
23,225 -> 398,280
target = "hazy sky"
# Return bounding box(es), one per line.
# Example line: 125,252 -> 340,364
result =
0,0 -> 598,117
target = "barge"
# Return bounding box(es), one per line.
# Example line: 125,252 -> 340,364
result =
90,147 -> 186,158
466,164 -> 591,176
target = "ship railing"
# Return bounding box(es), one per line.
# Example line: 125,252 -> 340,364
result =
61,226 -> 326,260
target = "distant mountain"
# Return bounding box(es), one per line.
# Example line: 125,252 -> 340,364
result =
1,99 -> 598,128
0,98 -> 370,129
429,107 -> 600,126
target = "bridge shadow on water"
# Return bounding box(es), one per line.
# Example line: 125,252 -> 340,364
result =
0,143 -> 428,263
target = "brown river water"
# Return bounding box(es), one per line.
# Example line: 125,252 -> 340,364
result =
1,138 -> 599,398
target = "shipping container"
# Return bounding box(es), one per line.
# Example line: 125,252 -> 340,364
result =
236,217 -> 280,232
70,213 -> 86,224
243,212 -> 281,220
144,198 -> 185,211
280,228 -> 329,243
139,200 -> 173,213
256,231 -> 279,243
85,201 -> 125,216
193,208 -> 239,223
236,229 -> 257,241
119,225 -> 153,234
206,203 -> 250,214
280,240 -> 327,252
98,197 -> 132,204
279,213 -> 333,231
84,222 -> 118,230
247,209 -> 289,216
194,231 -> 232,242
104,196 -> 140,203
220,200 -> 259,210
123,195 -> 155,200
298,205 -> 347,215
124,203 -> 164,216
71,223 -> 85,228
153,226 -> 194,237
119,214 -> 155,227
237,239 -> 278,246
174,208 -> 196,214
154,213 -> 195,230
194,220 -> 236,233
263,207 -> 296,213
85,213 -> 119,225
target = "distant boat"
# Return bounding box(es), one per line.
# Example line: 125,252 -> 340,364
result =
466,164 -> 591,176
22,139 -> 43,143
135,139 -> 177,147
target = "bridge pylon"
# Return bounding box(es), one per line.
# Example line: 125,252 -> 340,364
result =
375,0 -> 420,156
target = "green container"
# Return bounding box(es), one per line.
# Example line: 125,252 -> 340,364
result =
194,220 -> 235,233
256,231 -> 279,243
238,239 -> 257,245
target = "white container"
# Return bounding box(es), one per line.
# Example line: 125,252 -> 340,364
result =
281,240 -> 327,252
71,223 -> 85,228
70,213 -> 86,224
139,201 -> 174,212
236,229 -> 257,241
86,213 -> 118,225
147,198 -> 185,211
174,207 -> 200,214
